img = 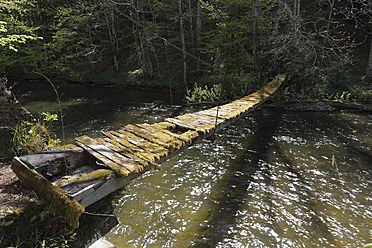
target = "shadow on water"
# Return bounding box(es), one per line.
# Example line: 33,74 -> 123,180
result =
192,109 -> 283,247
270,141 -> 339,247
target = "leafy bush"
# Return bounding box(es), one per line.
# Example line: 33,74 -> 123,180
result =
186,83 -> 222,103
9,112 -> 60,156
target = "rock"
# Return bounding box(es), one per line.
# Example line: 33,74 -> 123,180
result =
88,238 -> 116,248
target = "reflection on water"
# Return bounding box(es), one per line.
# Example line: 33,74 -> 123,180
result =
13,81 -> 372,247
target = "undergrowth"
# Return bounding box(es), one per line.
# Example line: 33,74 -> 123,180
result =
186,83 -> 223,103
1,232 -> 77,248
9,112 -> 60,156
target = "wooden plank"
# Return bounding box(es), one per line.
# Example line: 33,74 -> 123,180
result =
144,123 -> 193,144
75,135 -> 132,176
103,131 -> 159,164
76,135 -> 141,173
178,130 -> 200,145
164,111 -> 227,133
164,117 -> 202,131
103,131 -> 146,153
117,130 -> 169,161
54,167 -> 113,188
70,165 -> 155,208
192,109 -> 230,120
136,124 -> 185,149
180,113 -> 226,125
172,114 -> 219,133
18,145 -> 87,178
96,137 -> 148,170
150,122 -> 176,130
124,124 -> 178,150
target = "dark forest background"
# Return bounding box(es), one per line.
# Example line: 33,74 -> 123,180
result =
1,0 -> 371,102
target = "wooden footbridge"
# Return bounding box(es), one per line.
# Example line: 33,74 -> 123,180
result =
11,75 -> 285,228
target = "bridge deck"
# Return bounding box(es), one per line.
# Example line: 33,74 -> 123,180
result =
75,75 -> 284,176
11,74 -> 285,228
74,74 -> 285,177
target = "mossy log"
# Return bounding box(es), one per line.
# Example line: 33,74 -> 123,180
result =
11,157 -> 85,228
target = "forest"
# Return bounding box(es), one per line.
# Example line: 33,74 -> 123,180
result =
0,0 -> 372,102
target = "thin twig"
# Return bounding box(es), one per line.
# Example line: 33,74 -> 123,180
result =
331,155 -> 348,215
32,70 -> 67,172
83,211 -> 116,217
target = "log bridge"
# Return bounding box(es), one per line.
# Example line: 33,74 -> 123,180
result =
11,75 -> 286,228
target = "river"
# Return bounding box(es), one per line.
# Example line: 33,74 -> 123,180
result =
13,80 -> 372,247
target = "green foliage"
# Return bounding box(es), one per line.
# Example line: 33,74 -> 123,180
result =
0,0 -> 370,106
128,69 -> 144,84
3,232 -> 78,248
186,83 -> 222,103
9,112 -> 59,156
364,230 -> 372,248
0,21 -> 40,52
274,87 -> 293,102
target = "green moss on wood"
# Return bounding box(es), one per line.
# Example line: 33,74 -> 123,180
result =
11,157 -> 85,229
56,169 -> 113,187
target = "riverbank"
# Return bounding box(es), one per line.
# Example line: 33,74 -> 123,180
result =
0,155 -> 118,247
0,158 -> 33,216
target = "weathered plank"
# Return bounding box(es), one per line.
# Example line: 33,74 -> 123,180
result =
150,122 -> 176,130
164,117 -> 204,132
117,130 -> 169,161
142,123 -> 192,144
103,131 -> 160,164
96,137 -> 148,170
18,145 -> 87,178
75,135 -> 132,176
70,164 -> 155,208
136,124 -> 185,149
124,124 -> 181,150
167,112 -> 225,133
11,157 -> 85,228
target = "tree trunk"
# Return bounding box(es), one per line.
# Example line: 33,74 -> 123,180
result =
321,0 -> 335,62
132,0 -> 152,79
274,0 -> 283,34
104,7 -> 119,71
294,0 -> 300,17
252,0 -> 260,69
367,38 -> 372,81
188,0 -> 195,51
196,0 -> 202,73
111,8 -> 119,71
179,0 -> 187,87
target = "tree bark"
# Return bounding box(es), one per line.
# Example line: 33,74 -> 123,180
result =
252,0 -> 260,69
367,38 -> 372,81
188,0 -> 195,53
294,0 -> 300,17
179,0 -> 187,87
196,0 -> 202,73
274,0 -> 283,34
132,0 -> 153,79
104,7 -> 119,71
